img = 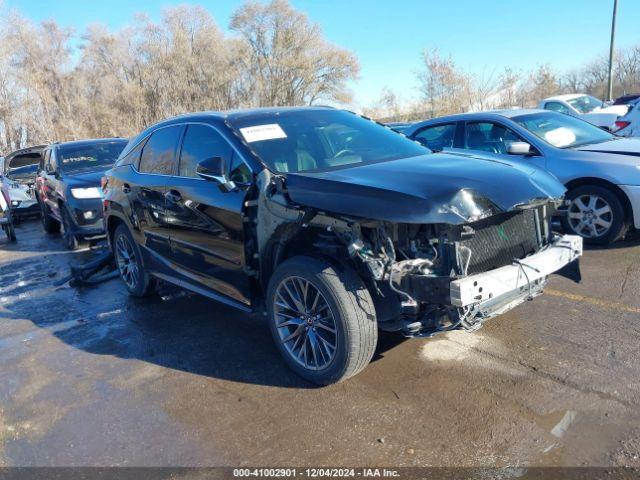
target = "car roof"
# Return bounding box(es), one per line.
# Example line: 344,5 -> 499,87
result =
52,138 -> 128,149
408,109 -> 547,130
542,93 -> 587,102
167,105 -> 336,123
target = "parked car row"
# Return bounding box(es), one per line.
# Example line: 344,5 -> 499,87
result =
0,106 -> 589,385
404,109 -> 640,245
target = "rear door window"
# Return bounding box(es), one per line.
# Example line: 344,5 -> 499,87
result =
139,126 -> 182,175
412,124 -> 457,151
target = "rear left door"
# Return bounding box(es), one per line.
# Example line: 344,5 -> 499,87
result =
129,125 -> 183,265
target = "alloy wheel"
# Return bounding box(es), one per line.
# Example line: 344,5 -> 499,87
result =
115,234 -> 139,290
273,276 -> 337,371
567,194 -> 613,239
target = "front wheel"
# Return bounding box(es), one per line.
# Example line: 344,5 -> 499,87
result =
60,206 -> 80,250
4,223 -> 16,242
40,201 -> 61,234
113,224 -> 156,297
266,256 -> 378,385
562,185 -> 628,245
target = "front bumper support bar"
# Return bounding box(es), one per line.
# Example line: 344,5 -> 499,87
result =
450,234 -> 583,308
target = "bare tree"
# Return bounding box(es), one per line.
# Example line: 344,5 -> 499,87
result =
416,48 -> 472,117
230,0 -> 359,106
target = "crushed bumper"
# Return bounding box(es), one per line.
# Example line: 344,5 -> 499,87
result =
450,234 -> 583,308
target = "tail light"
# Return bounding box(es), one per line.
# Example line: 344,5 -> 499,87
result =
614,120 -> 630,131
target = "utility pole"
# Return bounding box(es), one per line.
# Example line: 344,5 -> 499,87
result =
607,0 -> 618,101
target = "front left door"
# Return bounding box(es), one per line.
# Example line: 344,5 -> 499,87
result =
165,123 -> 252,306
457,121 -> 547,172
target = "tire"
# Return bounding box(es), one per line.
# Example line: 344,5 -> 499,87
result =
40,200 -> 60,234
266,255 -> 378,385
60,205 -> 80,251
4,223 -> 16,242
113,223 -> 156,297
562,185 -> 628,245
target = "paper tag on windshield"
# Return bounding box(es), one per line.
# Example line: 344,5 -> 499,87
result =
240,124 -> 287,143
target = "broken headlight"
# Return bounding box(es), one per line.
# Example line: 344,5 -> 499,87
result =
438,189 -> 500,223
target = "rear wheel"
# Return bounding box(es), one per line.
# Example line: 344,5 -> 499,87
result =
113,223 -> 156,297
266,256 -> 378,385
40,200 -> 60,234
562,185 -> 628,245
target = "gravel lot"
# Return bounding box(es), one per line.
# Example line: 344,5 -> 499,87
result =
1,220 -> 639,467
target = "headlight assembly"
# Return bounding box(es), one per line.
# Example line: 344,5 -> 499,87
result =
438,189 -> 500,222
70,187 -> 102,199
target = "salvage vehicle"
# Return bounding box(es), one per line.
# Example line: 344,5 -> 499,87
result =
103,107 -> 582,385
1,145 -> 45,222
405,109 -> 640,245
538,94 -> 627,130
36,138 -> 128,249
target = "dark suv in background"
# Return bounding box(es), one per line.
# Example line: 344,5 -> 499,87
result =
36,138 -> 128,249
103,107 -> 581,385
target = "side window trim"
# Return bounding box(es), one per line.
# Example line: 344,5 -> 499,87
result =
174,121 -> 254,181
131,121 -> 254,180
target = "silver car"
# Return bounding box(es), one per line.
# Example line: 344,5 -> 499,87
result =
405,109 -> 640,245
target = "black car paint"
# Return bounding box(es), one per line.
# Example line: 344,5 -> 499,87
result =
105,119 -> 252,308
104,108 -> 567,313
284,154 -> 565,224
37,139 -> 127,237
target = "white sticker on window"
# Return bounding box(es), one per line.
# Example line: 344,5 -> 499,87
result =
239,124 -> 287,143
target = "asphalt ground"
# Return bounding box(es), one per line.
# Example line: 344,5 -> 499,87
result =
0,220 -> 639,468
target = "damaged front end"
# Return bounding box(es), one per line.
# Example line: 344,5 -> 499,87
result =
250,169 -> 582,339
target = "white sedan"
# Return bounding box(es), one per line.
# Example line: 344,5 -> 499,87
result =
538,94 -> 628,130
613,99 -> 640,137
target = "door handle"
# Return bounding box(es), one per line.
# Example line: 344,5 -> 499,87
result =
165,190 -> 181,203
122,183 -> 131,194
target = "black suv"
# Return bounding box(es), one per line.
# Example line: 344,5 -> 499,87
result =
103,107 -> 581,385
36,138 -> 128,249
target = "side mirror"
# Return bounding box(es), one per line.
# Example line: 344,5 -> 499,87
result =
507,142 -> 532,156
196,157 -> 236,192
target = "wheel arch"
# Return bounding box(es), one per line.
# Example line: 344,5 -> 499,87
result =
105,214 -> 126,247
565,177 -> 633,223
260,225 -> 399,323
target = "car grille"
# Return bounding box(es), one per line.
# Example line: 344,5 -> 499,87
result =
459,209 -> 542,275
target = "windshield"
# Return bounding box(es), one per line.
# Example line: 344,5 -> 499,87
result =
58,141 -> 127,174
228,110 -> 428,173
513,111 -> 614,148
567,95 -> 603,114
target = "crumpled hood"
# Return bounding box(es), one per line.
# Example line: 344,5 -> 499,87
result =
574,138 -> 640,157
284,153 -> 565,224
